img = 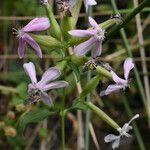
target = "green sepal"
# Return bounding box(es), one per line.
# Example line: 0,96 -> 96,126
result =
61,17 -> 74,41
44,4 -> 62,40
85,102 -> 121,130
70,54 -> 88,66
80,75 -> 100,98
30,34 -> 63,50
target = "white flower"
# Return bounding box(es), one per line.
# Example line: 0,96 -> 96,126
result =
104,114 -> 139,149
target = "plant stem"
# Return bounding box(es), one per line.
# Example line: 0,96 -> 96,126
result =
60,90 -> 65,150
85,71 -> 91,150
105,0 -> 149,41
61,111 -> 65,150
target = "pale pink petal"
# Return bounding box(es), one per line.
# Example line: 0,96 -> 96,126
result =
112,138 -> 120,149
23,62 -> 37,83
100,84 -> 124,96
84,0 -> 97,12
43,81 -> 69,92
111,70 -> 127,85
37,67 -> 61,87
22,17 -> 50,32
123,57 -> 134,80
74,37 -> 95,56
17,38 -> 26,58
41,91 -> 53,106
104,134 -> 120,143
89,16 -> 101,30
91,41 -> 102,58
68,29 -> 95,37
24,34 -> 42,58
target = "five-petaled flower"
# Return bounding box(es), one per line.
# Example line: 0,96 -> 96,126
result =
13,17 -> 50,58
100,58 -> 134,96
84,0 -> 97,12
23,62 -> 68,105
68,17 -> 105,58
104,114 -> 139,149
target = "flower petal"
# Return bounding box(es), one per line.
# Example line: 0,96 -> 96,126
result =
89,16 -> 101,30
24,34 -> 42,58
22,17 -> 50,32
41,91 -> 53,106
68,29 -> 95,37
123,57 -> 134,80
23,62 -> 37,83
37,67 -> 61,87
43,81 -> 69,92
104,134 -> 119,143
74,37 -> 95,56
100,84 -> 124,96
112,138 -> 120,149
111,70 -> 127,85
17,38 -> 26,58
91,41 -> 102,58
84,0 -> 97,12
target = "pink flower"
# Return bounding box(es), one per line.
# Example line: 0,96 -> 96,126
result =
100,58 -> 134,96
13,17 -> 50,58
68,17 -> 105,58
104,114 -> 139,149
23,62 -> 68,105
84,0 -> 97,12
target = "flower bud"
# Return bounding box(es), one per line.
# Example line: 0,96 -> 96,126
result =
15,104 -> 26,112
4,126 -> 17,137
6,111 -> 15,120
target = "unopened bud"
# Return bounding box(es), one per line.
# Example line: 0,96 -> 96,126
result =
0,121 -> 5,129
6,111 -> 15,120
15,104 -> 26,112
4,126 -> 17,137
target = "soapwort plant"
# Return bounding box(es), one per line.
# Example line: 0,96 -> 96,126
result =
15,0 -> 149,149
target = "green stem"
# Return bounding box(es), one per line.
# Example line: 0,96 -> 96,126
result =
85,71 -> 91,150
61,111 -> 65,150
105,0 -> 149,41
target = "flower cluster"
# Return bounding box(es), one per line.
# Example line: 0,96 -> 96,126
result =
13,1 -> 139,149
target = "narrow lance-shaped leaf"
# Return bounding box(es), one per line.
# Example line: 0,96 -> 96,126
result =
17,108 -> 57,134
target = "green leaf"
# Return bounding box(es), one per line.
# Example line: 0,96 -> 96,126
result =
68,61 -> 80,81
71,99 -> 89,111
17,108 -> 57,134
